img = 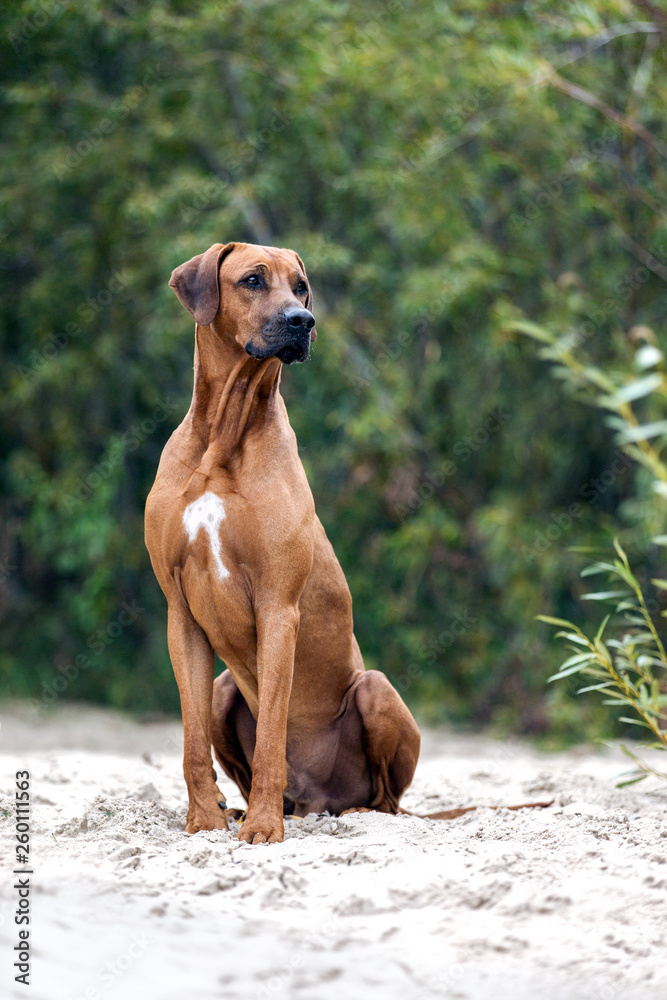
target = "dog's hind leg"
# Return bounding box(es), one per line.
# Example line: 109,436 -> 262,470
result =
351,669 -> 421,813
211,669 -> 256,806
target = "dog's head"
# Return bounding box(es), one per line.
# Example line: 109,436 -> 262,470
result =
169,242 -> 316,365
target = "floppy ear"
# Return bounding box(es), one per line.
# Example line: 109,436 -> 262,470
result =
293,251 -> 316,340
169,242 -> 235,325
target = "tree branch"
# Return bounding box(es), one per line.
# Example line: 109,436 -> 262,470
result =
547,71 -> 667,159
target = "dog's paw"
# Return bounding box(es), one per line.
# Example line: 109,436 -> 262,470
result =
185,800 -> 229,834
237,813 -> 284,845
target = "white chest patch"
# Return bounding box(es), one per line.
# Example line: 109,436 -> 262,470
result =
182,492 -> 229,580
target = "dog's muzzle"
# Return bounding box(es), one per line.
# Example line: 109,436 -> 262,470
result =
246,307 -> 316,365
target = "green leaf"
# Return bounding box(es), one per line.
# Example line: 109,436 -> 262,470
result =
554,631 -> 590,646
595,614 -> 610,642
548,654 -> 595,682
560,652 -> 595,669
603,415 -> 628,432
617,421 -> 667,443
642,657 -> 666,670
616,774 -> 648,788
623,615 -> 649,626
624,634 -> 656,645
599,374 -> 663,407
506,320 -> 554,344
640,705 -> 667,721
536,615 -> 578,629
613,539 -> 628,562
581,590 -> 629,600
580,562 -> 616,577
635,345 -> 663,369
618,717 -> 653,729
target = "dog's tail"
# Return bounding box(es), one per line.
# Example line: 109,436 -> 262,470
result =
399,799 -> 554,821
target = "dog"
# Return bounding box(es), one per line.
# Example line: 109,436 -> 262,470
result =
145,241 -> 421,844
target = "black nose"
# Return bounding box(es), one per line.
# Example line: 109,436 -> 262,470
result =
284,307 -> 315,332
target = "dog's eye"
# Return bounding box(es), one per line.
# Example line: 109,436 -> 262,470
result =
242,274 -> 262,287
296,280 -> 308,295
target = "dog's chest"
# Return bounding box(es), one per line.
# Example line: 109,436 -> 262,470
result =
182,491 -> 230,581
174,477 -> 312,663
177,491 -> 256,668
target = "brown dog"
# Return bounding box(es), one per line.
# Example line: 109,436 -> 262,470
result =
145,242 -> 420,844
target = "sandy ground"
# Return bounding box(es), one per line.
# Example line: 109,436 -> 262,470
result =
0,701 -> 666,1000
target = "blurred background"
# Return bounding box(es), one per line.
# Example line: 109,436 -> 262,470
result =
2,0 -> 666,742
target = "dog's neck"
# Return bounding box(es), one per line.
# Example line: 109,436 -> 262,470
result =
185,323 -> 283,471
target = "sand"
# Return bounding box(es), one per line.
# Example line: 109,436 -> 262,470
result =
0,700 -> 666,1000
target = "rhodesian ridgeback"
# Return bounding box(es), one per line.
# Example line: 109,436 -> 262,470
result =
145,241 -> 421,844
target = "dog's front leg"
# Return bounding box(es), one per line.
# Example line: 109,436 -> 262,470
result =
238,606 -> 299,845
167,597 -> 228,833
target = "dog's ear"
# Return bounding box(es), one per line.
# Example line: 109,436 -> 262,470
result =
293,251 -> 316,340
169,243 -> 236,325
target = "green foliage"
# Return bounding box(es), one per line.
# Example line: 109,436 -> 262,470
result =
519,313 -> 667,775
511,318 -> 667,500
539,539 -> 667,783
1,1 -> 666,735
